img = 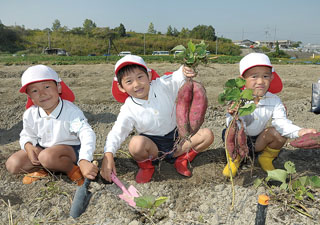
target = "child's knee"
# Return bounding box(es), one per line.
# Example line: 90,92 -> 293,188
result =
199,128 -> 214,145
38,151 -> 52,167
6,157 -> 20,174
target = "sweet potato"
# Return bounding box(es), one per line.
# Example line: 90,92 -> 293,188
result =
290,132 -> 320,149
237,120 -> 249,159
176,80 -> 193,138
189,81 -> 208,135
226,118 -> 237,160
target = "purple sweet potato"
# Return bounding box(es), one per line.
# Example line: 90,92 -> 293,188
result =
189,81 -> 208,135
176,80 -> 193,138
237,120 -> 249,159
290,132 -> 320,149
226,118 -> 237,160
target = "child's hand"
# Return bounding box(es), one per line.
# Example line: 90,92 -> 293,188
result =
298,128 -> 317,137
183,65 -> 197,78
100,152 -> 116,182
79,160 -> 99,180
227,101 -> 239,115
25,143 -> 42,165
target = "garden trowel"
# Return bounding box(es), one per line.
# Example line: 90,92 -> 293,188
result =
111,172 -> 140,207
69,161 -> 98,218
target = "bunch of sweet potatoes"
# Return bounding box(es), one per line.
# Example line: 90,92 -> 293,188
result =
225,116 -> 249,161
176,79 -> 208,139
290,132 -> 320,149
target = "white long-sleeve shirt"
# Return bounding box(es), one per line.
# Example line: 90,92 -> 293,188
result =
226,92 -> 301,139
104,66 -> 186,155
20,98 -> 96,163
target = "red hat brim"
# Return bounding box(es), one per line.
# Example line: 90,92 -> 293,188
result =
25,81 -> 75,109
268,71 -> 282,94
112,69 -> 160,103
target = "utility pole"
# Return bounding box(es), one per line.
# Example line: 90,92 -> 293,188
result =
107,38 -> 112,55
48,30 -> 51,49
144,33 -> 146,55
242,28 -> 244,41
215,32 -> 218,55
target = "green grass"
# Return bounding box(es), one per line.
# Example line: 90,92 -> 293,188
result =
0,54 -> 319,66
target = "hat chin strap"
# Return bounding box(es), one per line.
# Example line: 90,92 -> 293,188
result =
57,83 -> 62,94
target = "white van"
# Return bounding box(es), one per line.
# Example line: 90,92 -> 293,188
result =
118,51 -> 132,56
174,50 -> 184,58
152,51 -> 169,55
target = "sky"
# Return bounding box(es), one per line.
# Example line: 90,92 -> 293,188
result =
1,0 -> 320,45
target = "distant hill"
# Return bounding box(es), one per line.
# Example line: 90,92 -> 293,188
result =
0,24 -> 241,56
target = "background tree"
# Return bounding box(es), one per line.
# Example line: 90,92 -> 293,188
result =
172,27 -> 179,37
166,25 -> 173,36
52,19 -> 61,32
83,19 -> 96,35
190,25 -> 216,41
0,24 -> 23,53
179,27 -> 190,38
117,23 -> 126,37
70,27 -> 84,35
147,22 -> 156,34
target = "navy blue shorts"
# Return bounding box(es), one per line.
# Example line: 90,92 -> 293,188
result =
37,144 -> 81,163
141,129 -> 178,163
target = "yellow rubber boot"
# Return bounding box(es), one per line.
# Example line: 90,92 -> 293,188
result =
222,153 -> 241,177
258,147 -> 280,171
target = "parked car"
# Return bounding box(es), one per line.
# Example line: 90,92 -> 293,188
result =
152,51 -> 169,55
88,53 -> 96,56
118,51 -> 131,56
174,50 -> 184,58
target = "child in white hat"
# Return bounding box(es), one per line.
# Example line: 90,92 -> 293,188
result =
223,53 -> 317,177
101,55 -> 214,183
5,65 -> 98,185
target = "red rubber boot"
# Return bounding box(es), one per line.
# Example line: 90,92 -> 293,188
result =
174,149 -> 198,177
136,159 -> 155,183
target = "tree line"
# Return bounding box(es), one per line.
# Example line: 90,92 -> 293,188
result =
0,19 -> 240,56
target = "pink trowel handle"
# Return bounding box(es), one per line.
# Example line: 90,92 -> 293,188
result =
111,172 -> 131,195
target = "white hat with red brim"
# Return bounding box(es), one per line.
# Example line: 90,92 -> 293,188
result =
112,55 -> 160,103
20,65 -> 75,109
239,53 -> 283,94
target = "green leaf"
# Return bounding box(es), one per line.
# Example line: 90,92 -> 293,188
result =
267,169 -> 288,184
306,191 -> 315,200
188,40 -> 196,53
292,180 -> 302,191
134,195 -> 156,209
225,88 -> 241,101
240,89 -> 254,100
218,93 -> 226,105
280,182 -> 288,190
225,79 -> 237,88
300,185 -> 306,192
310,176 -> 320,188
295,191 -> 303,200
171,45 -> 186,52
284,161 -> 296,174
253,178 -> 262,188
239,103 -> 256,117
235,78 -> 246,88
298,176 -> 309,187
154,196 -> 168,208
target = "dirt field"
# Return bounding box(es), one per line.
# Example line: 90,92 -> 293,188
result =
0,62 -> 320,224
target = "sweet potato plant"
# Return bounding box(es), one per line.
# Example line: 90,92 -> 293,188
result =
173,41 -> 208,143
218,77 -> 256,161
254,161 -> 320,218
218,77 -> 256,208
171,40 -> 208,70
